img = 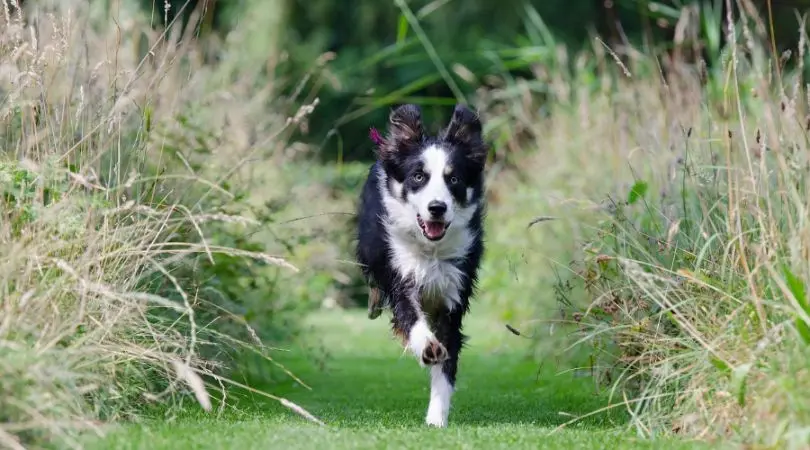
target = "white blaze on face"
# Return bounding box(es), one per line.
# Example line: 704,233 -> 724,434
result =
411,145 -> 455,223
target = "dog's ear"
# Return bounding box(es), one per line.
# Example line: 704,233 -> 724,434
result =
380,104 -> 424,160
442,104 -> 487,166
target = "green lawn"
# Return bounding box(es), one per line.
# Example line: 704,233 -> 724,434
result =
89,309 -> 708,449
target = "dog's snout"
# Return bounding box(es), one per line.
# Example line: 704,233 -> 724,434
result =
427,200 -> 447,217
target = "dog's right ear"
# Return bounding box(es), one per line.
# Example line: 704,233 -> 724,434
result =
380,104 -> 424,160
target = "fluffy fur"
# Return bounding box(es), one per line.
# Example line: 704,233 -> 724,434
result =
355,104 -> 487,427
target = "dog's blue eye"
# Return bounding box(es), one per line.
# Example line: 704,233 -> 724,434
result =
413,173 -> 424,182
449,176 -> 459,185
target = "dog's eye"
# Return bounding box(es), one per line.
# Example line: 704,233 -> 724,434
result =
412,172 -> 424,182
449,176 -> 459,185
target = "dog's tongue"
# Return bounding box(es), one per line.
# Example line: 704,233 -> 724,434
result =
424,221 -> 445,239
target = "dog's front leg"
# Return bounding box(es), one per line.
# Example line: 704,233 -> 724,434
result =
389,285 -> 448,367
425,307 -> 464,428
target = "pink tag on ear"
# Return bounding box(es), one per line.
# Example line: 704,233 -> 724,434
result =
369,127 -> 383,146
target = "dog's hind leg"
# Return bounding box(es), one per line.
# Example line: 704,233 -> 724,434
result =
426,308 -> 465,427
367,286 -> 383,319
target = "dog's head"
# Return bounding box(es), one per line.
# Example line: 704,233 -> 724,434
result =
377,104 -> 487,243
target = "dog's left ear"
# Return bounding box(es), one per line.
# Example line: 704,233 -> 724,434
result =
442,104 -> 487,166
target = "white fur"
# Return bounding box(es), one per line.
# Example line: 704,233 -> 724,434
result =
426,365 -> 453,427
410,146 -> 456,224
376,146 -> 480,311
407,319 -> 434,361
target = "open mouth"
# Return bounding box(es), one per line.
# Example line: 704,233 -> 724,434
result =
417,215 -> 450,241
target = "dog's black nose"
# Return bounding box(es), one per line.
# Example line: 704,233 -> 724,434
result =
428,200 -> 447,217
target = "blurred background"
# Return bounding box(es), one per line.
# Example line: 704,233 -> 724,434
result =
148,0 -> 805,162
119,0 -> 807,321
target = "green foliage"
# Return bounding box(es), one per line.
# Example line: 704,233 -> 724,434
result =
0,162 -> 40,233
784,266 -> 810,346
136,0 -> 807,163
140,0 -> 664,161
138,0 -> 236,33
0,159 -> 112,239
627,180 -> 649,205
275,0 -> 617,161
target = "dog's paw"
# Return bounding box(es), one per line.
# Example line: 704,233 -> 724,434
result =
420,339 -> 448,366
425,413 -> 448,428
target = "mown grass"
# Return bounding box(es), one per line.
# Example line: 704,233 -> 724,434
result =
86,309 -> 710,450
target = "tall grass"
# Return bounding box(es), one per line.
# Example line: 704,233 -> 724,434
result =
0,1 -> 320,447
478,3 -> 810,447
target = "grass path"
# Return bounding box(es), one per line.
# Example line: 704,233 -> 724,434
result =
90,309 -> 705,449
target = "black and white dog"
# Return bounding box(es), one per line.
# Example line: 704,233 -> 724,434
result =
355,104 -> 486,427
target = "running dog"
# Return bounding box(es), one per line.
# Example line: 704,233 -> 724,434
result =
355,104 -> 487,427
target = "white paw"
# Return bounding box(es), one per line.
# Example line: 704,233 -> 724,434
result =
425,411 -> 447,428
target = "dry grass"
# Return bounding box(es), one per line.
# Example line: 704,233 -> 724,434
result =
478,5 -> 810,448
0,1 -> 322,448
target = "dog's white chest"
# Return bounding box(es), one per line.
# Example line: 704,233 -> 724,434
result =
389,239 -> 465,310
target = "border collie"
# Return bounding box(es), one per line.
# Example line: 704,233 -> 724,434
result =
355,104 -> 486,427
